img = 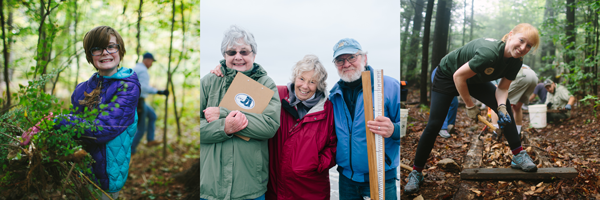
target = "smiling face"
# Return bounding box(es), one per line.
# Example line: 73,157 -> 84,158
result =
92,35 -> 121,76
294,70 -> 318,101
504,32 -> 534,59
545,83 -> 556,94
335,53 -> 366,82
224,41 -> 255,72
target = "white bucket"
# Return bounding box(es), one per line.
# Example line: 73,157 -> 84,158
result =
528,105 -> 547,128
400,109 -> 409,138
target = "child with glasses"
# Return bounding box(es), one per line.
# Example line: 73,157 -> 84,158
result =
55,25 -> 140,199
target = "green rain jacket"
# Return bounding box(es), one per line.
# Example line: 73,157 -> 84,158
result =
200,61 -> 281,200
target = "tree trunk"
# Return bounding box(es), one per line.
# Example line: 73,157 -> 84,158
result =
564,0 -> 576,68
470,0 -> 474,41
462,0 -> 466,46
170,0 -> 187,142
136,0 -> 143,63
592,11 -> 600,95
163,0 -> 176,159
74,0 -> 80,89
1,0 -> 10,111
420,0 -> 435,105
407,0 -> 424,88
431,0 -> 452,71
541,0 -> 556,71
401,7 -> 412,81
34,0 -> 47,79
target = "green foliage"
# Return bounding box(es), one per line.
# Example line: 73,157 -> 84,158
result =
419,104 -> 430,113
580,94 -> 600,117
0,72 -> 100,198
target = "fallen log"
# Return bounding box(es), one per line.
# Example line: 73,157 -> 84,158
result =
453,132 -> 484,200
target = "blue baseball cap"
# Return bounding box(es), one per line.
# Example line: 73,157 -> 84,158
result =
333,38 -> 362,59
143,52 -> 156,61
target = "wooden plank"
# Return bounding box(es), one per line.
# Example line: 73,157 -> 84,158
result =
460,168 -> 578,180
361,71 -> 384,200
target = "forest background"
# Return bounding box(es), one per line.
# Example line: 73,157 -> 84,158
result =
401,0 -> 600,105
0,0 -> 200,199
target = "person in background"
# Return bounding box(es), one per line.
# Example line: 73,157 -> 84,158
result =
544,79 -> 575,122
329,38 -> 401,200
431,67 -> 458,138
491,64 -> 538,135
405,23 -> 541,194
131,52 -> 168,154
57,25 -> 140,200
529,80 -> 548,104
200,25 -> 280,200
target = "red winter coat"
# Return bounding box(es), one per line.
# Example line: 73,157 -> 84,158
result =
266,86 -> 337,200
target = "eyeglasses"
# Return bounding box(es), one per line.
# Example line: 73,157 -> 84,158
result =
90,44 -> 120,56
225,50 -> 253,56
333,53 -> 360,66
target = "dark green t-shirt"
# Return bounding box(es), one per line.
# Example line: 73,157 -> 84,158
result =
437,38 -> 522,84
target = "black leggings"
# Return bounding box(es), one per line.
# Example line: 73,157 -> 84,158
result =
412,82 -> 521,168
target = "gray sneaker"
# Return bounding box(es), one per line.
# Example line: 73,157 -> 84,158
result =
511,150 -> 538,172
447,124 -> 455,134
438,129 -> 451,138
404,170 -> 424,194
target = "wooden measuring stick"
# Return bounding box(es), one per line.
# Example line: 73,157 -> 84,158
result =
361,70 -> 385,200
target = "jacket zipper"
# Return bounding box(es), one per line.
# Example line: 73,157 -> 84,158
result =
346,95 -> 354,179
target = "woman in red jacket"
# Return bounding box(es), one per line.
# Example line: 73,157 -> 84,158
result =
266,55 -> 337,200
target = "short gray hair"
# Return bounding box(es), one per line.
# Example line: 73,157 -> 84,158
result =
221,25 -> 257,56
291,55 -> 328,92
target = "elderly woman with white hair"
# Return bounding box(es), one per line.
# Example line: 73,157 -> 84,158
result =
200,25 -> 281,200
265,55 -> 337,200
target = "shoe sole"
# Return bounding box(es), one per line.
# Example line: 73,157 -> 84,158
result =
511,165 -> 538,172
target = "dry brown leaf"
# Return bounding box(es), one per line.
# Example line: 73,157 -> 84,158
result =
534,186 -> 545,193
413,195 -> 424,200
530,186 -> 536,191
536,182 -> 544,187
491,143 -> 503,149
524,191 -> 535,195
470,188 -> 481,195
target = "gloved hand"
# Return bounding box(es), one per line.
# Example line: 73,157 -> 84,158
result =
565,104 -> 572,110
157,90 -> 169,96
547,102 -> 553,109
21,112 -> 54,146
466,105 -> 480,120
496,104 -> 512,128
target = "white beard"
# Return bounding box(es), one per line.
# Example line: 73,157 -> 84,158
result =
339,67 -> 364,82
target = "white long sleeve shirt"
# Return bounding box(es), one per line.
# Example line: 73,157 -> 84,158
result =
133,62 -> 158,98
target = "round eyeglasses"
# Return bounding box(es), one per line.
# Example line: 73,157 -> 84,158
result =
90,44 -> 120,56
333,53 -> 360,66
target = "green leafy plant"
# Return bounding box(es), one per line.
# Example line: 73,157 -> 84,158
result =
580,94 -> 600,118
0,72 -> 105,199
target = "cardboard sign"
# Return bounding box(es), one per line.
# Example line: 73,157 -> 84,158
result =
219,72 -> 274,114
218,72 -> 275,141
